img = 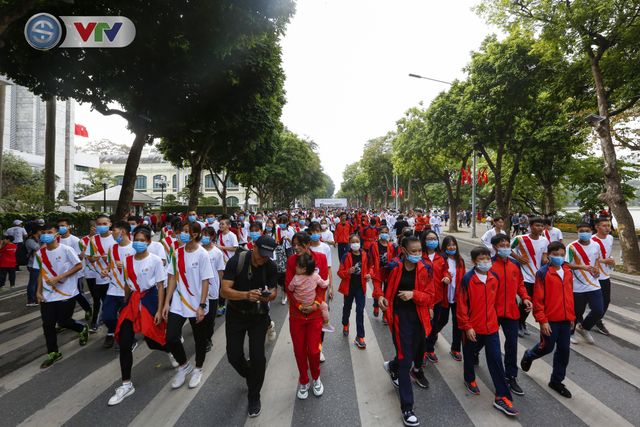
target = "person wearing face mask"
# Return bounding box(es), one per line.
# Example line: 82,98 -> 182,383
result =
375,235 -> 434,427
360,217 -> 379,252
108,227 -> 168,406
490,234 -> 532,396
370,226 -> 397,319
273,216 -> 291,304
160,215 -> 176,239
421,230 -> 449,364
25,226 -> 44,306
216,218 -> 239,316
200,227 -> 225,352
246,222 -> 264,251
204,212 -> 219,233
34,223 -> 89,369
457,247 -> 519,417
338,235 -> 372,349
566,223 -> 603,345
187,210 -> 206,230
520,241 -> 575,399
87,214 -> 116,333
480,216 -> 506,257
235,212 -> 250,246
102,221 -> 137,349
319,219 -> 335,246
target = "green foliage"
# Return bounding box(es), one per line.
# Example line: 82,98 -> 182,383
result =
199,196 -> 220,206
74,168 -> 115,199
0,211 -> 101,236
163,194 -> 177,205
0,152 -> 47,211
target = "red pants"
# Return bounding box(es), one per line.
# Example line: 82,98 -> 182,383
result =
289,316 -> 323,384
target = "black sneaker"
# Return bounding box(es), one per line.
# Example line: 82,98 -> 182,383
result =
383,361 -> 399,388
79,325 -> 89,346
465,380 -> 480,395
410,369 -> 429,389
520,354 -> 532,372
402,410 -> 420,427
549,381 -> 572,398
507,377 -> 524,396
205,339 -> 212,353
493,397 -> 519,416
40,352 -> 63,369
248,397 -> 261,417
594,321 -> 610,336
103,335 -> 115,349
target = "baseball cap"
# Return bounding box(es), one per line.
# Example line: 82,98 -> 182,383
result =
13,219 -> 23,225
255,235 -> 276,258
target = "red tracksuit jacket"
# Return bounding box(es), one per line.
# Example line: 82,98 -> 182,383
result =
334,222 -> 353,244
337,251 -> 373,296
441,256 -> 466,309
456,269 -> 500,335
533,264 -> 576,324
422,252 -> 450,306
490,256 -> 530,320
369,241 -> 397,286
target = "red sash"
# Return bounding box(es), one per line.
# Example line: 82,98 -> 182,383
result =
544,229 -> 551,241
521,235 -> 538,268
219,233 -> 230,259
113,245 -> 122,272
572,243 -> 591,266
591,236 -> 607,258
276,227 -> 282,244
177,246 -> 195,296
40,247 -> 58,277
125,255 -> 140,291
94,235 -> 106,256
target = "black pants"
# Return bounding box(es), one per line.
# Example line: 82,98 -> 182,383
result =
0,267 -> 16,287
337,243 -> 349,262
519,282 -> 534,328
74,278 -> 92,312
425,302 -> 461,353
118,319 -> 166,381
599,279 -> 611,316
225,307 -> 270,400
389,306 -> 424,412
41,299 -> 84,353
205,299 -> 219,340
87,280 -> 106,326
166,311 -> 209,368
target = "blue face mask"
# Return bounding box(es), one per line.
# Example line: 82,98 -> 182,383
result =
407,254 -> 422,264
188,215 -> 197,223
445,249 -> 457,256
40,234 -> 55,244
549,256 -> 564,266
239,216 -> 245,221
250,231 -> 262,242
279,224 -> 287,230
476,261 -> 492,273
379,233 -> 390,241
180,232 -> 191,243
426,240 -> 439,250
578,231 -> 592,242
265,226 -> 273,232
310,233 -> 321,242
497,247 -> 512,258
132,241 -> 147,254
58,226 -> 68,235
166,225 -> 172,230
115,234 -> 123,244
201,236 -> 211,246
207,217 -> 215,224
299,220 -> 306,226
96,225 -> 109,235
130,224 -> 136,232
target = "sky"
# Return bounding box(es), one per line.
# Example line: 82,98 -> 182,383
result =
75,0 -> 496,190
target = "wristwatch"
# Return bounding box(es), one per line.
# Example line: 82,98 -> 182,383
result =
199,303 -> 207,309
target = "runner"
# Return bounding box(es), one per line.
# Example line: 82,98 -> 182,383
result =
480,216 -> 505,256
35,223 -> 89,368
309,222 -> 335,361
370,226 -> 397,319
200,226 -> 225,352
56,218 -> 92,322
376,235 -> 434,427
458,246 -> 519,417
108,227 -> 168,406
87,214 -> 116,334
592,217 -> 615,335
319,218 -> 335,246
163,221 -> 213,389
79,221 -> 100,329
216,218 -> 239,316
521,241 -> 575,398
334,212 -> 353,261
421,230 -> 449,364
543,219 -> 563,243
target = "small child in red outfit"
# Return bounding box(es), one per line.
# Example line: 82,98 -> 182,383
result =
288,253 -> 333,332
0,235 -> 17,288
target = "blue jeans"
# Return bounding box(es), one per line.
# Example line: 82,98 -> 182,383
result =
27,267 -> 39,303
342,285 -> 365,338
499,317 -> 520,378
463,332 -> 511,399
525,321 -> 571,383
574,289 -> 604,331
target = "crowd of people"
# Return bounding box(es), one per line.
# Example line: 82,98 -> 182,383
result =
0,207 -> 617,426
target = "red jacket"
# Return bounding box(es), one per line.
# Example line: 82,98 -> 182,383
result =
490,256 -> 530,320
337,250 -> 372,296
456,269 -> 500,335
440,256 -> 466,309
422,252 -> 449,306
414,216 -> 428,233
533,264 -> 576,324
369,241 -> 397,285
285,250 -> 329,321
359,226 -> 379,251
0,243 -> 17,268
334,222 -> 353,244
373,259 -> 435,336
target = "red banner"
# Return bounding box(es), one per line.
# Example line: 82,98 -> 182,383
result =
74,124 -> 88,137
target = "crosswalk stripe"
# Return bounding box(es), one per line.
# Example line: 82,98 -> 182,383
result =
245,313 -> 297,427
524,317 -> 640,390
433,336 -> 522,426
129,322 -> 228,427
0,311 -> 84,358
0,310 -> 40,333
606,304 -> 640,323
507,331 -> 634,427
600,317 -> 640,347
17,346 -> 153,426
0,329 -> 107,399
348,306 -> 398,426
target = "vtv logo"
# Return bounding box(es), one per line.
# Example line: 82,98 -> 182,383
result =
73,21 -> 123,43
60,16 -> 135,48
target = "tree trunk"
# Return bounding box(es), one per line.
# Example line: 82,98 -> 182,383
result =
188,160 -> 202,211
444,177 -> 459,233
542,182 -> 555,216
0,84 -> 5,198
44,96 -> 56,211
244,189 -> 250,211
115,132 -> 147,219
589,57 -> 640,272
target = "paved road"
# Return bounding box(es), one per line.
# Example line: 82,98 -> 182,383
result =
0,244 -> 639,427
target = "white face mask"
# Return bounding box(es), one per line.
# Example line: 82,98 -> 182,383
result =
321,224 -> 328,230
350,243 -> 361,252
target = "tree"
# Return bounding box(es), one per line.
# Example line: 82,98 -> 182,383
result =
478,0 -> 640,271
337,161 -> 368,207
163,194 -> 177,205
74,168 -> 114,198
360,134 -> 395,207
0,152 -> 47,211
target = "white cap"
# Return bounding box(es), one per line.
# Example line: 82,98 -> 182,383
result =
13,219 -> 23,225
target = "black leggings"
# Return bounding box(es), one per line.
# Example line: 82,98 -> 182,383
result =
167,312 -> 208,368
41,299 -> 84,353
87,280 -> 107,326
205,299 -> 219,340
118,319 -> 166,381
74,278 -> 92,312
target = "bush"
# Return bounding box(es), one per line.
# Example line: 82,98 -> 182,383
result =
555,212 -> 583,224
160,205 -> 227,215
0,211 -> 102,236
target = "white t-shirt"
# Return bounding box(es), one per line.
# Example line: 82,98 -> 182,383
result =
124,253 -> 167,292
320,230 -> 334,243
311,242 -> 333,268
475,272 -> 488,284
407,217 -> 415,227
544,227 -> 563,243
283,227 -> 295,249
6,226 -> 27,243
480,228 -> 498,256
567,240 -> 601,293
205,245 -> 225,300
218,231 -> 239,263
79,235 -> 98,279
59,235 -> 83,278
511,234 -> 549,283
148,241 -> 168,265
107,243 -> 136,297
592,234 -> 614,280
33,245 -> 81,302
556,268 -> 564,280
167,246 -> 215,317
447,257 -> 457,304
91,234 -> 116,285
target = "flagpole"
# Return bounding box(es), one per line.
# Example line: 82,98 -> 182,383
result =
471,149 -> 477,239
394,174 -> 398,210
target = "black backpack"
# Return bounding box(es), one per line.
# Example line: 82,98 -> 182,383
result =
15,242 -> 29,266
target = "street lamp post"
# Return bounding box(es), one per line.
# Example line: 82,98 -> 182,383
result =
155,176 -> 167,207
471,149 -> 477,238
101,179 -> 109,213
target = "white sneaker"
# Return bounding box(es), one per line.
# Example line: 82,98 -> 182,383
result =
108,382 -> 135,406
281,296 -> 288,305
168,353 -> 179,368
296,382 -> 310,400
312,378 -> 324,397
577,324 -> 595,344
319,351 -> 326,363
267,321 -> 277,342
188,368 -> 203,388
570,335 -> 578,345
171,363 -> 193,389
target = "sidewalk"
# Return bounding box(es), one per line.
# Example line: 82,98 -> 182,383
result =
442,224 -> 640,287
